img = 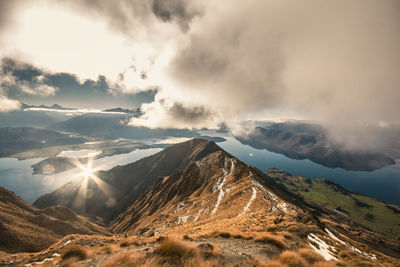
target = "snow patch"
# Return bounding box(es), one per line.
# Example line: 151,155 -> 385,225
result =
175,202 -> 186,213
308,233 -> 338,261
211,158 -> 234,216
154,225 -> 166,236
177,216 -> 189,225
238,187 -> 257,216
325,228 -> 377,260
194,208 -> 203,222
24,253 -> 60,267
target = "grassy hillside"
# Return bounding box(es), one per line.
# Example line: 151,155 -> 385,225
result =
268,168 -> 400,239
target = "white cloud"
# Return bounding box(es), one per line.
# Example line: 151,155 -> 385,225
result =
0,95 -> 20,112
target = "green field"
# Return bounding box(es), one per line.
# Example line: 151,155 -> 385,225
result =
268,168 -> 400,239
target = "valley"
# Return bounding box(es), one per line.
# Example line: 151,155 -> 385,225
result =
0,139 -> 399,266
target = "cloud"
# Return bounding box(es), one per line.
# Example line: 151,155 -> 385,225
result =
1,0 -> 400,151
0,57 -> 59,112
0,57 -> 157,110
131,0 -> 400,137
152,0 -> 203,31
0,94 -> 20,112
130,94 -> 219,129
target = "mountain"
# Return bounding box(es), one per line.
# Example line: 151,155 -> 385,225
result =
0,187 -> 110,253
34,139 -> 221,223
268,168 -> 400,239
0,127 -> 87,157
46,113 -> 199,140
235,123 -> 395,171
22,103 -> 74,110
31,139 -> 400,266
103,107 -> 141,115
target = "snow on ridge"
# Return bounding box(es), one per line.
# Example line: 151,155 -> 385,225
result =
211,158 -> 234,216
194,208 -> 203,222
325,228 -> 377,260
308,233 -> 338,261
238,187 -> 257,216
177,216 -> 189,225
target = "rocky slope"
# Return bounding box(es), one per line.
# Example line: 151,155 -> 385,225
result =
0,187 -> 110,253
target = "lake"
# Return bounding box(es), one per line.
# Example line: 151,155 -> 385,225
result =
218,136 -> 400,205
0,147 -> 162,203
0,136 -> 399,205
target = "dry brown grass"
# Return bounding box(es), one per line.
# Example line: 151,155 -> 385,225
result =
310,262 -> 337,267
119,241 -> 130,247
61,246 -> 87,261
183,253 -> 221,267
249,258 -> 286,267
278,251 -> 307,267
155,237 -> 195,259
254,233 -> 288,249
101,251 -> 155,267
298,248 -> 324,264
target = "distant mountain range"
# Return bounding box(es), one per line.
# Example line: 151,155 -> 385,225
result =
235,122 -> 395,171
0,127 -> 86,157
46,113 -> 199,140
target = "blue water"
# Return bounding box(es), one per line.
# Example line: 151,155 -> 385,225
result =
218,137 -> 400,205
0,148 -> 162,203
0,136 -> 399,206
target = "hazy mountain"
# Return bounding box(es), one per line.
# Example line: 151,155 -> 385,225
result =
34,139 -> 221,222
0,187 -> 109,253
103,107 -> 141,115
22,103 -> 74,110
46,113 -> 200,140
0,127 -> 86,157
235,123 -> 395,171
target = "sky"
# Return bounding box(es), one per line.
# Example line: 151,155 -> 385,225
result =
0,0 -> 400,136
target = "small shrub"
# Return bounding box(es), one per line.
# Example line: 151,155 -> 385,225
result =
183,235 -> 193,241
311,262 -> 337,267
61,246 -> 87,261
298,248 -> 323,263
155,237 -> 194,259
102,252 -> 144,267
255,233 -> 287,249
278,251 -> 307,267
249,259 -> 285,267
119,241 -> 130,247
211,231 -> 232,238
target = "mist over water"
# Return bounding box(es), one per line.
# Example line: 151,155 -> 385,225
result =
0,147 -> 161,203
218,137 -> 400,205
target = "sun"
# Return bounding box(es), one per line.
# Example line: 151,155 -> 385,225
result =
81,165 -> 94,180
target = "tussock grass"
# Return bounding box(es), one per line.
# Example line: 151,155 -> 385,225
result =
249,258 -> 285,267
155,237 -> 194,259
119,241 -> 130,247
61,246 -> 87,261
254,233 -> 288,249
278,251 -> 307,267
102,252 -> 153,267
210,231 -> 232,238
298,248 -> 323,264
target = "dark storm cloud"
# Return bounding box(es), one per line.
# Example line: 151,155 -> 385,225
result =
56,0 -> 202,34
168,101 -> 212,123
152,0 -> 203,31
